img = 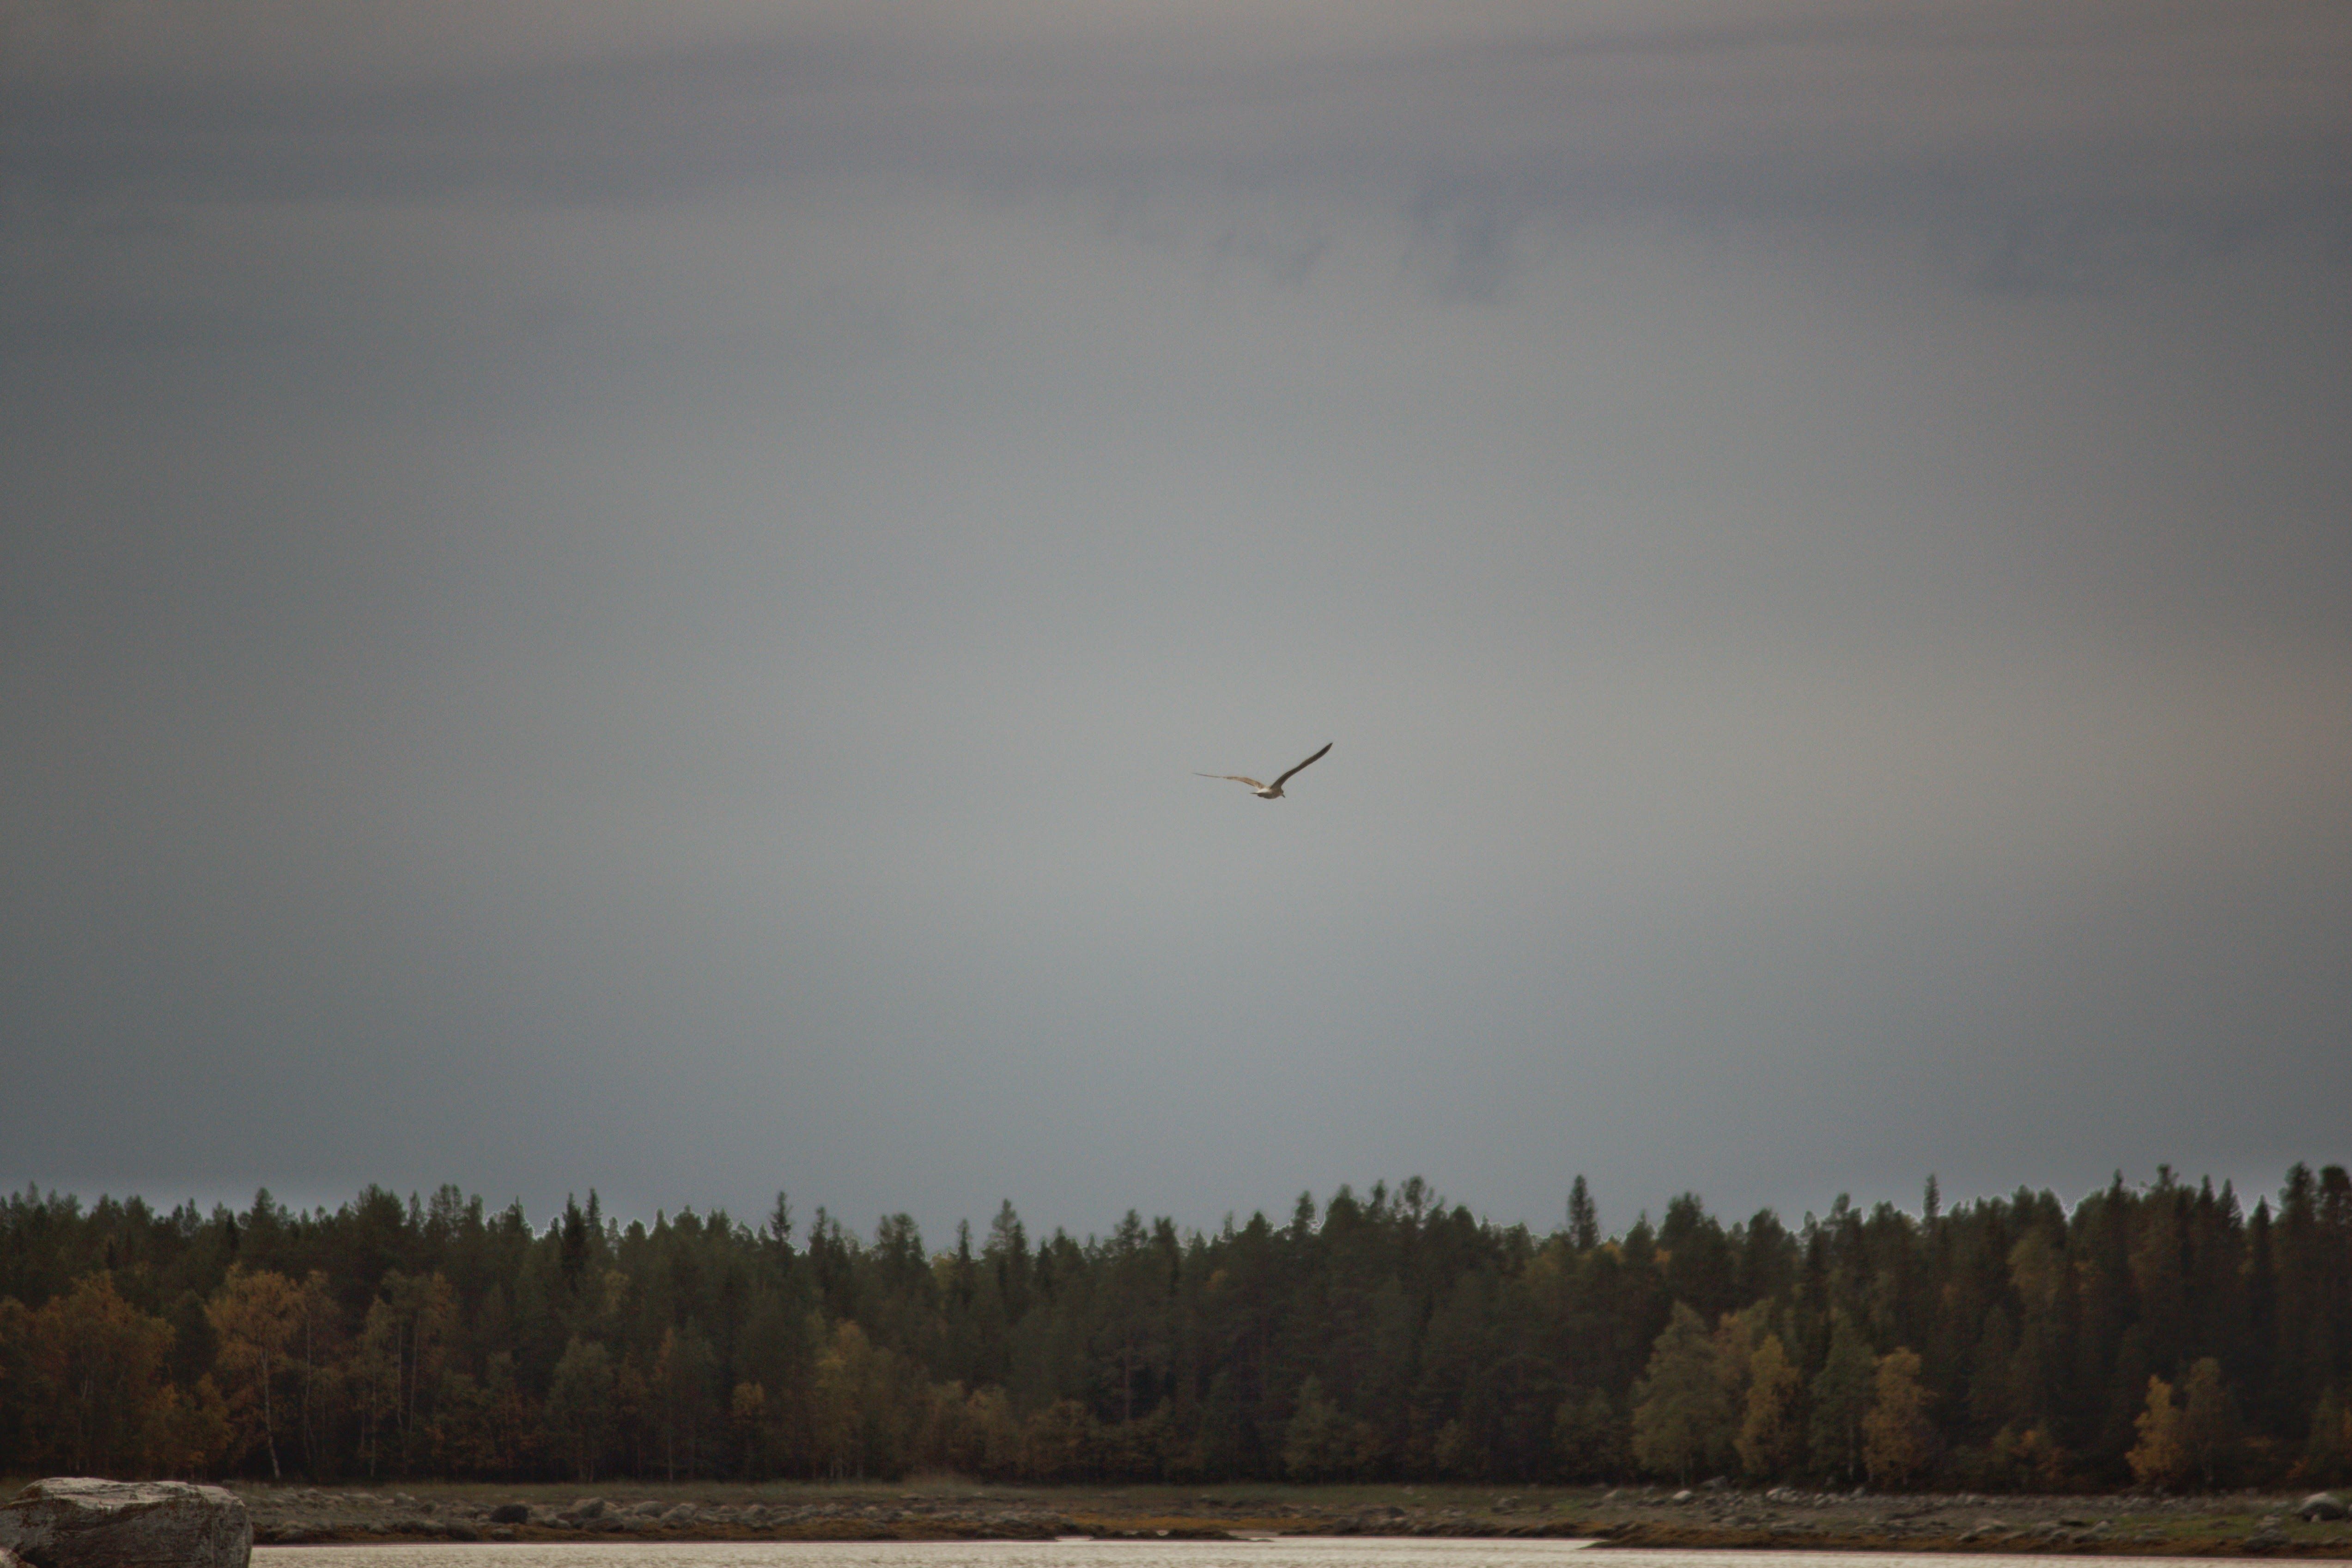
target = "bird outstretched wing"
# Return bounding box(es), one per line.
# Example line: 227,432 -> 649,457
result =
1270,741 -> 1333,789
1196,773 -> 1267,789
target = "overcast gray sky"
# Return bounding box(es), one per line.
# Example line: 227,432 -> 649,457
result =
6,1 -> 2349,1245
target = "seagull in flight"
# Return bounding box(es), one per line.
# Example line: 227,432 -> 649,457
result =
1197,741 -> 1333,799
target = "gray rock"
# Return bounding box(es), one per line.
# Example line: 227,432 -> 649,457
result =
488,1505 -> 529,1525
0,1479 -> 252,1568
2298,1492 -> 2348,1522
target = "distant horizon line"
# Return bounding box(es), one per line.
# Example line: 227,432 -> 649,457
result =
6,1159 -> 2329,1251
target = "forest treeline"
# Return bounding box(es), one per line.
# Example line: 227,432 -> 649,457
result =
4,1166 -> 2351,1492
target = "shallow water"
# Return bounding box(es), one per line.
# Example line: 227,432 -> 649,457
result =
264,1545 -> 1588,1568
256,1541 -> 2242,1568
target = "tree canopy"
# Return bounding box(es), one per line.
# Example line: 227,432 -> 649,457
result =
1,1164 -> 2348,1489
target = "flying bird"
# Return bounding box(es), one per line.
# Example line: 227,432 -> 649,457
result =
1197,741 -> 1333,799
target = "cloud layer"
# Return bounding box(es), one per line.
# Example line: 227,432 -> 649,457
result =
5,1 -> 2349,1240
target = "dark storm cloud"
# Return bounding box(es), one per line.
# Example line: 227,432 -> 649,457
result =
10,4 -> 2348,280
5,1 -> 2351,1243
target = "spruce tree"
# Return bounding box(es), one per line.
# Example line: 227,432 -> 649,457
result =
1568,1176 -> 1599,1252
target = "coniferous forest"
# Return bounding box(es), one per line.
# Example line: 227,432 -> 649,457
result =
5,1166 -> 2352,1493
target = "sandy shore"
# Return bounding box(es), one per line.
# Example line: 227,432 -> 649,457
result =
228,1480 -> 2352,1556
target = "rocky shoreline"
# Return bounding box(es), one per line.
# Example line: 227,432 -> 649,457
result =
225,1482 -> 2352,1556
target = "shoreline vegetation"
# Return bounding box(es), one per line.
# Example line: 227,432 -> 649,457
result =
3,1166 -> 2351,1507
209,1478 -> 2352,1556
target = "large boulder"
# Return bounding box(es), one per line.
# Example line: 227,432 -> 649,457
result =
0,1480 -> 250,1568
2299,1492 -> 2348,1522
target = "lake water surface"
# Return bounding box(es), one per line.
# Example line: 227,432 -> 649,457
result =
256,1541 -> 2245,1568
